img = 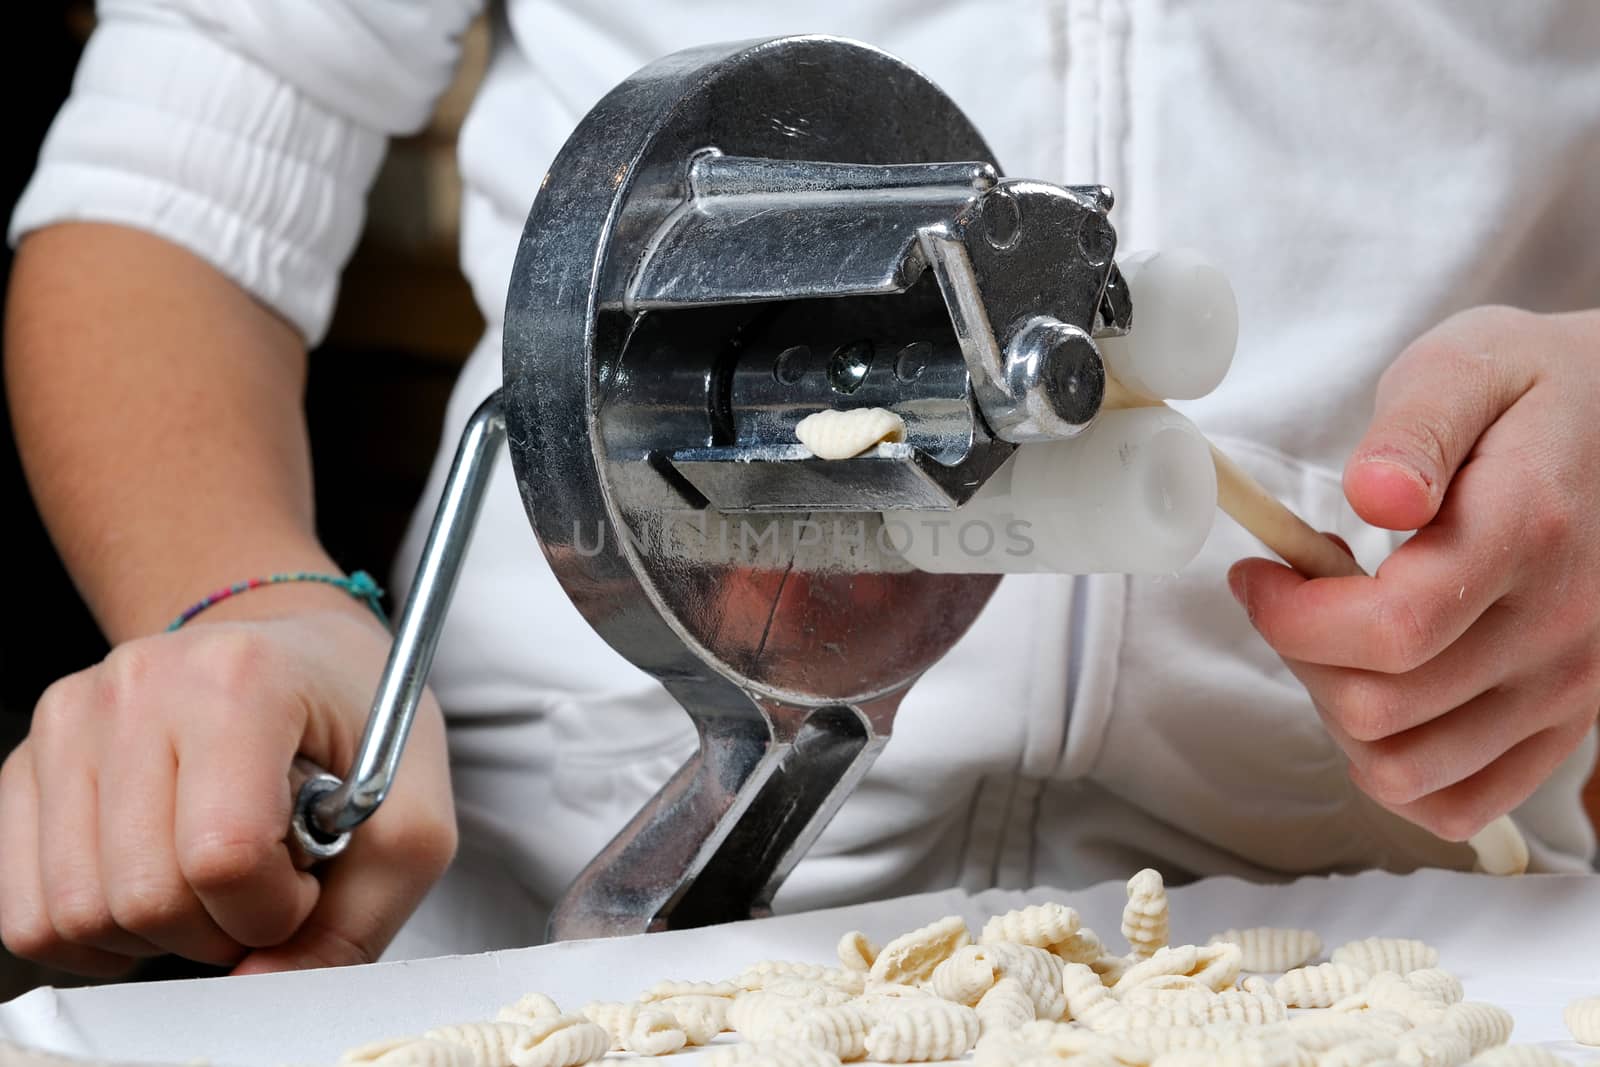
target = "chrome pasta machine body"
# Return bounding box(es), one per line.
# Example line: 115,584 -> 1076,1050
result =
289,35 -> 1236,939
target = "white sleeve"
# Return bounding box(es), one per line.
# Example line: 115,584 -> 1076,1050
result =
8,0 -> 482,343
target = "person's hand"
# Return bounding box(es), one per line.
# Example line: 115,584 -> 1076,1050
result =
0,604 -> 456,976
1228,306 -> 1600,841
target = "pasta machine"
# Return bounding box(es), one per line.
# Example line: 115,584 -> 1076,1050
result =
289,35 -> 1232,939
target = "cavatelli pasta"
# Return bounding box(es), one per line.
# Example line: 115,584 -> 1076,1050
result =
980,902 -> 1081,950
870,916 -> 972,987
1123,869 -> 1171,960
1207,928 -> 1323,973
864,999 -> 982,1062
1329,938 -> 1438,976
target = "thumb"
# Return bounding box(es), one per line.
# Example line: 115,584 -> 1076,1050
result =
230,716 -> 457,974
1345,308 -> 1536,531
230,816 -> 450,973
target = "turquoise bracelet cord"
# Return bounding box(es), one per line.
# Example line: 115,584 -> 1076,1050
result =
166,571 -> 388,631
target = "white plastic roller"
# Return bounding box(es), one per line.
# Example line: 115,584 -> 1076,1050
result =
888,407 -> 1217,575
887,246 -> 1529,878
1097,248 -> 1239,401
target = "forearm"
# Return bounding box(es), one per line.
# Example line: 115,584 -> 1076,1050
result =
5,223 -> 360,642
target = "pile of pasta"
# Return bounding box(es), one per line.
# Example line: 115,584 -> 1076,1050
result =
339,870 -> 1600,1067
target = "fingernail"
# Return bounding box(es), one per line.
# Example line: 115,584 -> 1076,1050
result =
1360,455 -> 1434,492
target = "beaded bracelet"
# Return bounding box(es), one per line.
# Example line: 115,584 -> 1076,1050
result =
166,571 -> 388,631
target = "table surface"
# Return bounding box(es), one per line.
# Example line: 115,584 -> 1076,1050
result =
2,868 -> 1596,1066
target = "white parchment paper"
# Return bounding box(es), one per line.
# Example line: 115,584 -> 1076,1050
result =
2,869 -> 1596,1065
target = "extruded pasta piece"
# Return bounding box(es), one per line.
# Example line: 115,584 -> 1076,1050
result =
869,915 -> 972,986
737,961 -> 865,993
860,982 -> 936,1008
795,407 -> 906,460
975,1028 -> 1127,1067
1275,964 -> 1373,1008
863,999 -> 982,1062
1122,992 -> 1213,1031
930,944 -> 1000,1005
508,1017 -> 609,1067
1120,947 -> 1203,998
1356,1009 -> 1420,1037
1009,1019 -> 1096,1050
341,1039 -> 478,1067
770,1003 -> 872,1060
761,978 -> 858,1004
1208,928 -> 1324,973
1064,962 -> 1134,1031
639,979 -> 741,1001
1114,945 -> 1202,996
1129,1030 -> 1303,1067
1405,970 -> 1465,1006
1122,869 -> 1171,959
971,1032 -> 1060,1067
622,1010 -> 687,1056
984,941 -> 1068,1021
580,1000 -> 689,1052
731,985 -> 853,1032
1468,816 -> 1529,877
837,931 -> 880,973
1050,927 -> 1107,966
1122,989 -> 1285,1030
1211,1033 -> 1312,1067
1113,943 -> 1239,997
1190,942 -> 1244,992
497,994 -> 563,1026
1122,976 -> 1220,1005
1329,992 -> 1374,1014
980,902 -> 1082,950
1330,938 -> 1439,976
858,984 -> 938,1023
650,995 -> 729,1044
1395,1023 -> 1473,1067
975,976 -> 1037,1036
1150,1053 -> 1218,1067
1315,1036 -> 1401,1067
735,960 -> 829,988
423,1017 -> 609,1067
1566,996 -> 1600,1045
1092,953 -> 1137,986
701,1041 -> 844,1067
1113,1021 -> 1243,1058
1284,1018 -> 1391,1053
1442,1003 -> 1513,1057
1209,990 -> 1289,1026
423,1021 -> 547,1066
1468,1046 -> 1576,1067
1012,1024 -> 1143,1067
1242,976 -> 1276,996
1011,1017 -> 1139,1062
728,991 -> 819,1038
579,1001 -> 641,1050
1364,973 -> 1448,1026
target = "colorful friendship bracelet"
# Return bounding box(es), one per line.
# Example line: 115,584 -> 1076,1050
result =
166,571 -> 388,631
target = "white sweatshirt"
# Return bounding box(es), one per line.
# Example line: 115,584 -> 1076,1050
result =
13,1 -> 1600,958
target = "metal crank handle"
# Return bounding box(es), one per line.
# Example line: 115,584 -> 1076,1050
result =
289,391 -> 507,861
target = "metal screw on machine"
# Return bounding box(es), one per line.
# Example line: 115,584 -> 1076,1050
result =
291,35 -> 1132,937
